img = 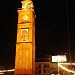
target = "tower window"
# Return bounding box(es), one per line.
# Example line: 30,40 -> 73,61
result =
38,70 -> 41,73
43,69 -> 46,73
20,50 -> 22,57
21,28 -> 29,42
26,49 -> 29,57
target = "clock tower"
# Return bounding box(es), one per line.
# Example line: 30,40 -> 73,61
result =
15,0 -> 36,75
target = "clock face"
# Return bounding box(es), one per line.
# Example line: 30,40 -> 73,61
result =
22,15 -> 29,21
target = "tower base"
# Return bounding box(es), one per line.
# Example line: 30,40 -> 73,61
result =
14,69 -> 36,75
14,74 -> 36,75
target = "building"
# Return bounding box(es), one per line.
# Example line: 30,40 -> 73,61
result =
35,56 -> 58,75
35,55 -> 75,75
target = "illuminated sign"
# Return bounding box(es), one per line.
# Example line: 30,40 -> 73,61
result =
52,55 -> 67,62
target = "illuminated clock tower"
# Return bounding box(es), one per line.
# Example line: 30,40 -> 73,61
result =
15,0 -> 36,75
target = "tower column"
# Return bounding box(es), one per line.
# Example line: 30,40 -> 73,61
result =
14,0 -> 36,75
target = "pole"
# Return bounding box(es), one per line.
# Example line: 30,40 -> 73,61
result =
58,62 -> 59,74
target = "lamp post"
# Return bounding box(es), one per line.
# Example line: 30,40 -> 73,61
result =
57,60 -> 59,75
49,58 -> 51,75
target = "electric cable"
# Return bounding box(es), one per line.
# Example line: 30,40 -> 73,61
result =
66,0 -> 73,72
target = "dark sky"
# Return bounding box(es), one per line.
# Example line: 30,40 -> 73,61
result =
0,0 -> 75,66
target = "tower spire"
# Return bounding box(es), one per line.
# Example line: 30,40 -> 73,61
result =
21,0 -> 34,10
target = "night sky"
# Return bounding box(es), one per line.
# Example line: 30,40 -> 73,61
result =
0,0 -> 75,66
